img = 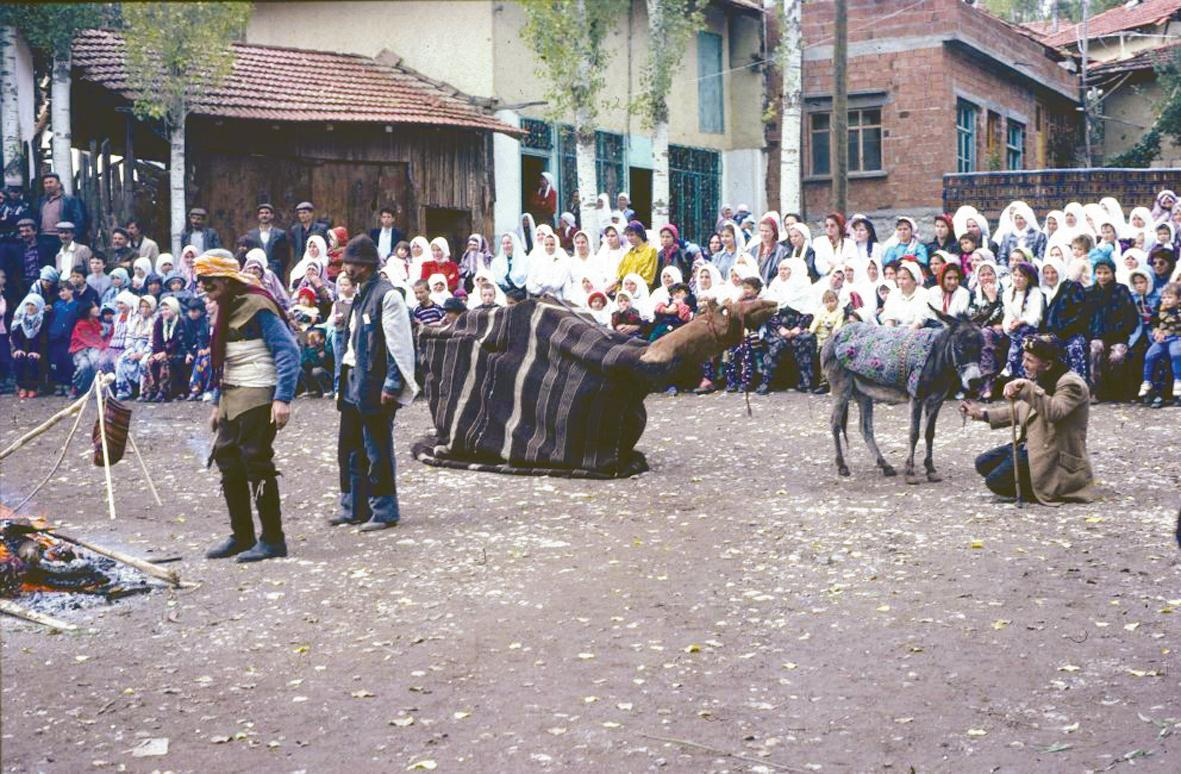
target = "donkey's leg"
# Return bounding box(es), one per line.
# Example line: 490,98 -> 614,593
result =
830,371 -> 852,476
904,398 -> 923,485
923,397 -> 944,482
857,395 -> 894,476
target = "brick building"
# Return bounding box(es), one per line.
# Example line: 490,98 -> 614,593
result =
799,0 -> 1081,220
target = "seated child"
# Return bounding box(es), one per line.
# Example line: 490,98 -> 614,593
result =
141,296 -> 183,401
586,290 -> 611,326
724,276 -> 764,392
411,279 -> 446,326
474,284 -> 500,311
1139,281 -> 1181,407
11,293 -> 50,399
68,299 -> 108,397
810,289 -> 846,349
291,287 -> 322,331
648,283 -> 693,341
181,297 -> 213,400
299,328 -> 333,397
611,290 -> 645,338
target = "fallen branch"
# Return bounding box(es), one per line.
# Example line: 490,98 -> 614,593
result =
12,392 -> 89,511
0,598 -> 78,631
0,395 -> 87,461
636,731 -> 806,772
50,532 -> 182,588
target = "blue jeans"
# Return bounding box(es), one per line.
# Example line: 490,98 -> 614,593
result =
1142,335 -> 1181,382
975,442 -> 1033,500
337,403 -> 400,524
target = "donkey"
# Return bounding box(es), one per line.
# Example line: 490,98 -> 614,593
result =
820,310 -> 984,484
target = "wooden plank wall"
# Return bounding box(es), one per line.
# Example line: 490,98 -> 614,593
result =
187,119 -> 495,255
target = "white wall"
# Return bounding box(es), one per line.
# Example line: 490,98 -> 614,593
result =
723,148 -> 765,215
493,109 -> 522,237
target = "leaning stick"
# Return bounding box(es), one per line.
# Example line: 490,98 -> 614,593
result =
12,389 -> 89,511
49,531 -> 182,588
94,381 -> 118,521
0,394 -> 87,461
1009,397 -> 1024,508
0,598 -> 78,631
125,432 -> 163,507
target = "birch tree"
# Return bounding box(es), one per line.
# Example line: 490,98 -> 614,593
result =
122,2 -> 250,254
776,0 -> 802,215
520,0 -> 627,232
636,0 -> 705,231
0,25 -> 21,186
1,4 -> 116,194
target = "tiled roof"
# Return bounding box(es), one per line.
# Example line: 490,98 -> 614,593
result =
1041,0 -> 1181,49
72,28 -> 521,135
1088,39 -> 1181,76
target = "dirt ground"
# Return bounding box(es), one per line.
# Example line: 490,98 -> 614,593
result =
1,391 -> 1178,773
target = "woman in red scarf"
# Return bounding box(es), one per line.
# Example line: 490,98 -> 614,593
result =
68,298 -> 109,397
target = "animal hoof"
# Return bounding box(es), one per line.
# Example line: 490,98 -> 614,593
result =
904,473 -> 921,485
926,471 -> 942,483
838,465 -> 850,477
881,465 -> 896,477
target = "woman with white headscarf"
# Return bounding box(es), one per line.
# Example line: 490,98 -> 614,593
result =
880,260 -> 929,329
758,256 -> 820,393
712,220 -> 747,281
290,235 -> 329,292
995,201 -> 1046,261
564,229 -> 605,298
952,206 -> 993,253
1116,247 -> 1149,288
619,272 -> 653,321
694,263 -> 730,305
408,235 -> 432,280
243,249 -> 292,311
131,256 -> 153,292
1041,210 -> 1065,249
648,265 -> 684,310
1124,206 -> 1155,249
1062,202 -> 1094,240
784,221 -> 820,281
525,226 -> 570,298
427,273 -> 452,307
596,223 -> 628,281
491,231 -> 528,292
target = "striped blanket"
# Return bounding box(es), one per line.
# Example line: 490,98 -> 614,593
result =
832,323 -> 940,398
413,299 -> 659,478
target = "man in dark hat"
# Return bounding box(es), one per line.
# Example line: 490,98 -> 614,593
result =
197,249 -> 300,562
289,201 -> 327,264
1,217 -> 53,299
246,202 -> 291,282
330,234 -> 417,532
180,207 -> 221,254
0,185 -> 32,245
961,335 -> 1095,504
34,172 -> 87,255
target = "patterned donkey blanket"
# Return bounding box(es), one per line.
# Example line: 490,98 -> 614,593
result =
832,323 -> 941,398
412,298 -> 660,478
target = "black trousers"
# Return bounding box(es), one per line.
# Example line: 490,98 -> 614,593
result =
975,442 -> 1034,500
211,403 -> 277,483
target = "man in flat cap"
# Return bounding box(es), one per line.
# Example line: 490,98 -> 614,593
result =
330,234 -> 417,532
961,334 -> 1095,505
289,201 -> 328,266
246,202 -> 291,282
54,221 -> 92,275
197,249 -> 300,562
181,207 -> 221,255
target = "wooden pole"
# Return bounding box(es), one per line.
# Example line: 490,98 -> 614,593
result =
1010,397 -> 1024,508
94,380 -> 118,521
12,390 -> 88,512
0,598 -> 77,631
832,0 -> 848,215
50,531 -> 181,588
0,393 -> 88,461
125,432 -> 163,507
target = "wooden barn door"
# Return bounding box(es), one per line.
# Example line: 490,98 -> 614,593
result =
310,161 -> 412,242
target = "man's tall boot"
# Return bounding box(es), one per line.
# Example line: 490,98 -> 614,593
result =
237,477 -> 288,562
205,477 -> 256,559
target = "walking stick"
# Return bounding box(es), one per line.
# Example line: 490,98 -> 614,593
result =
1009,396 -> 1023,508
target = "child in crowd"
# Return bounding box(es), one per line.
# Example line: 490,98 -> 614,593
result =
1139,282 -> 1181,407
68,299 -> 108,397
611,290 -> 645,338
86,255 -> 111,300
181,297 -> 213,400
115,295 -> 156,400
810,289 -> 845,349
411,280 -> 446,326
299,327 -> 333,398
11,293 -> 49,399
474,284 -> 500,311
68,264 -> 98,309
329,273 -> 356,396
586,290 -> 611,325
648,283 -> 693,342
291,287 -> 322,331
724,276 -> 764,393
162,271 -> 193,305
47,282 -> 79,395
1000,262 -> 1043,379
142,296 -> 183,401
442,297 -> 467,325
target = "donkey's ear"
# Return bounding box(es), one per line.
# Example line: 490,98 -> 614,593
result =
927,303 -> 958,327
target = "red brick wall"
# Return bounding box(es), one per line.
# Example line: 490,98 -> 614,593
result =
800,0 -> 1080,217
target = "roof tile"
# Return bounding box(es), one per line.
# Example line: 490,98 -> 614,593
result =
1040,0 -> 1181,49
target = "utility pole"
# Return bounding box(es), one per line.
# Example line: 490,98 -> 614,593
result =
832,0 -> 848,214
1080,0 -> 1091,166
780,0 -> 803,216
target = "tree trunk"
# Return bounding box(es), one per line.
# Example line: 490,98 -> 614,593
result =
763,3 -> 782,214
169,119 -> 186,255
0,26 -> 22,187
651,116 -> 670,231
779,0 -> 803,217
832,0 -> 848,214
50,51 -> 73,194
574,122 -> 597,241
